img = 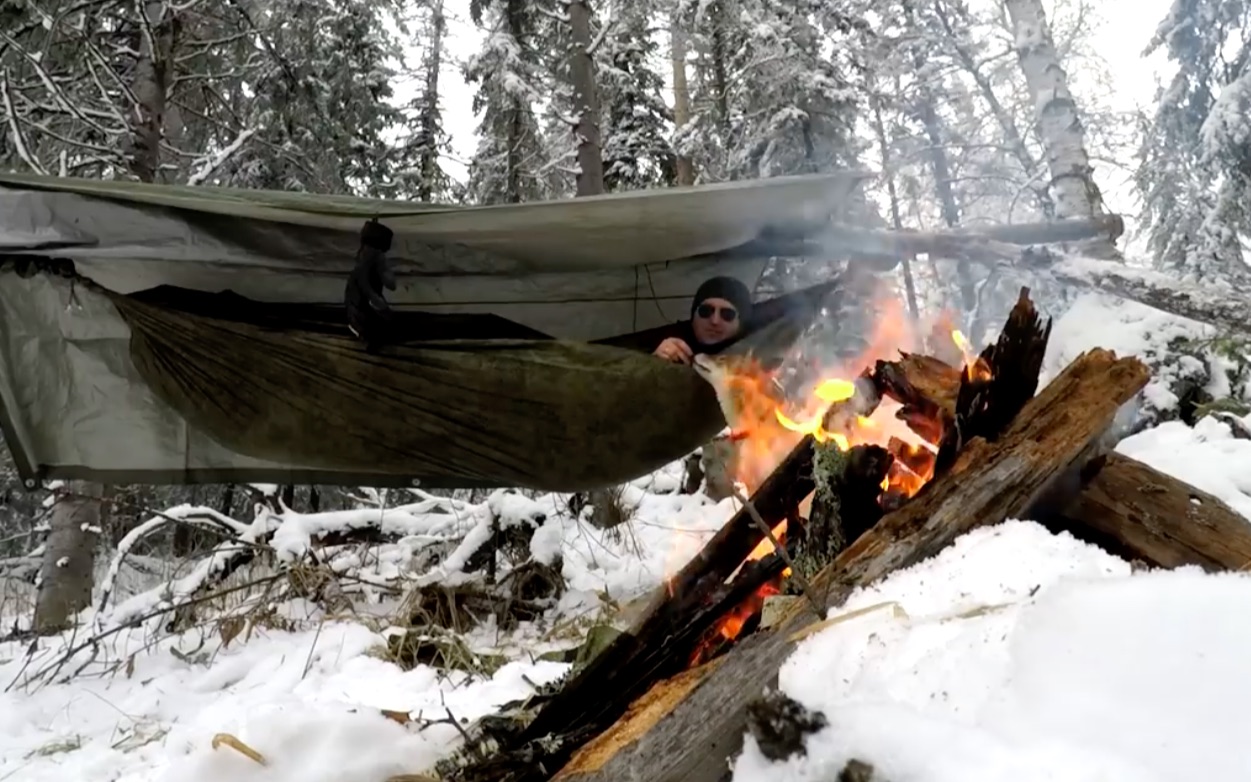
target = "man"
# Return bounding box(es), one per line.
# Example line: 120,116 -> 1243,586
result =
653,275 -> 753,364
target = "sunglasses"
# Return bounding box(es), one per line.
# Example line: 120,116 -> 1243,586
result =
695,303 -> 738,322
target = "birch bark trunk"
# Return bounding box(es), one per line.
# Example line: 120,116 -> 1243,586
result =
1003,0 -> 1115,258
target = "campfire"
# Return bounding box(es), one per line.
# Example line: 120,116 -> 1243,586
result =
684,303 -> 997,664
438,285 -> 1174,782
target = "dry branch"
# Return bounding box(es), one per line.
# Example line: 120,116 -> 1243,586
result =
547,347 -> 1150,782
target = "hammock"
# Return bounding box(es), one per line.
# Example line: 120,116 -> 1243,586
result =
0,170 -> 867,490
105,282 -> 834,492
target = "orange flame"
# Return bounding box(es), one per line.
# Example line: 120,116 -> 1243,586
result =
683,289 -> 996,663
952,329 -> 993,382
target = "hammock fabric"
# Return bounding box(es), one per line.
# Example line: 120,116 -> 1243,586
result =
104,282 -> 834,492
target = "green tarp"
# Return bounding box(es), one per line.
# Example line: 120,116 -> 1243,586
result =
0,172 -> 866,491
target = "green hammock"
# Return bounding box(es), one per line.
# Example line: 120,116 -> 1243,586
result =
102,283 -> 829,492
0,171 -> 867,491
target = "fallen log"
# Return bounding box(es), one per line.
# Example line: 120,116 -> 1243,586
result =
729,215 -> 1125,269
1033,253 -> 1251,338
1045,452 -> 1251,571
791,215 -> 1126,267
549,347 -> 1150,782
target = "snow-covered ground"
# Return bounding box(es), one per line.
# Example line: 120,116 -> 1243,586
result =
2,291 -> 1251,782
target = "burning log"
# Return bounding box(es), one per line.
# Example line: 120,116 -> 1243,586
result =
797,443 -> 894,583
439,290 -> 1063,782
871,352 -> 959,443
1046,452 -> 1251,571
540,348 -> 1149,782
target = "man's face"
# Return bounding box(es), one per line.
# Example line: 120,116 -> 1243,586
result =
692,296 -> 742,345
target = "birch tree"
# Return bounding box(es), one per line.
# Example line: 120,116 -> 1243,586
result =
32,483 -> 100,635
1002,0 -> 1116,256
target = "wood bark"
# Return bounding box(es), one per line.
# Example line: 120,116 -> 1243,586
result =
415,0 -> 446,202
1003,0 -> 1115,257
669,11 -> 695,187
33,480 -> 101,634
126,0 -> 178,183
1048,452 -> 1251,571
568,0 -> 605,196
856,335 -> 1251,571
549,348 -> 1150,782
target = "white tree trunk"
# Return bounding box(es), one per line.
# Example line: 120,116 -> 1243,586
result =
1003,0 -> 1110,231
33,481 -> 101,634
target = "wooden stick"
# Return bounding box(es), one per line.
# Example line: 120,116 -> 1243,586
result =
549,348 -> 1150,782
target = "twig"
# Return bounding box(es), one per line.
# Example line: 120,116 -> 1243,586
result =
730,486 -> 824,620
6,572 -> 287,693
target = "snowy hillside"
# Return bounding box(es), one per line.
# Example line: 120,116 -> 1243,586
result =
2,292 -> 1251,782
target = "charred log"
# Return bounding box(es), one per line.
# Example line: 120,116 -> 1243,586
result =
797,443 -> 893,586
935,287 -> 1051,474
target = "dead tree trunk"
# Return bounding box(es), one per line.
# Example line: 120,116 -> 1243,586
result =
33,481 -> 102,634
1043,254 -> 1251,337
1003,0 -> 1115,257
568,0 -> 605,196
125,0 -> 178,183
414,0 -> 446,202
670,10 -> 695,187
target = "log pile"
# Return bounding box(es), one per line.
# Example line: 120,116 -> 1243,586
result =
432,286 -> 1251,782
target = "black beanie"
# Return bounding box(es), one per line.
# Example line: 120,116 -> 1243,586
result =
691,276 -> 753,320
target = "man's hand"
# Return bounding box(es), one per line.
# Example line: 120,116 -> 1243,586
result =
653,337 -> 694,364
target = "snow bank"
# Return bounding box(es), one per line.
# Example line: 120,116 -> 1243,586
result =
0,619 -> 568,782
1116,413 -> 1251,520
732,521 -> 1251,782
1043,291 -> 1219,419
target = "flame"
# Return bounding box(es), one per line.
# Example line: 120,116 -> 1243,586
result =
952,329 -> 993,382
683,290 -> 996,663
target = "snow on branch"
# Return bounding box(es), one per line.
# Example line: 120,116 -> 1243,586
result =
94,489 -> 554,634
185,127 -> 256,185
1046,254 -> 1251,337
